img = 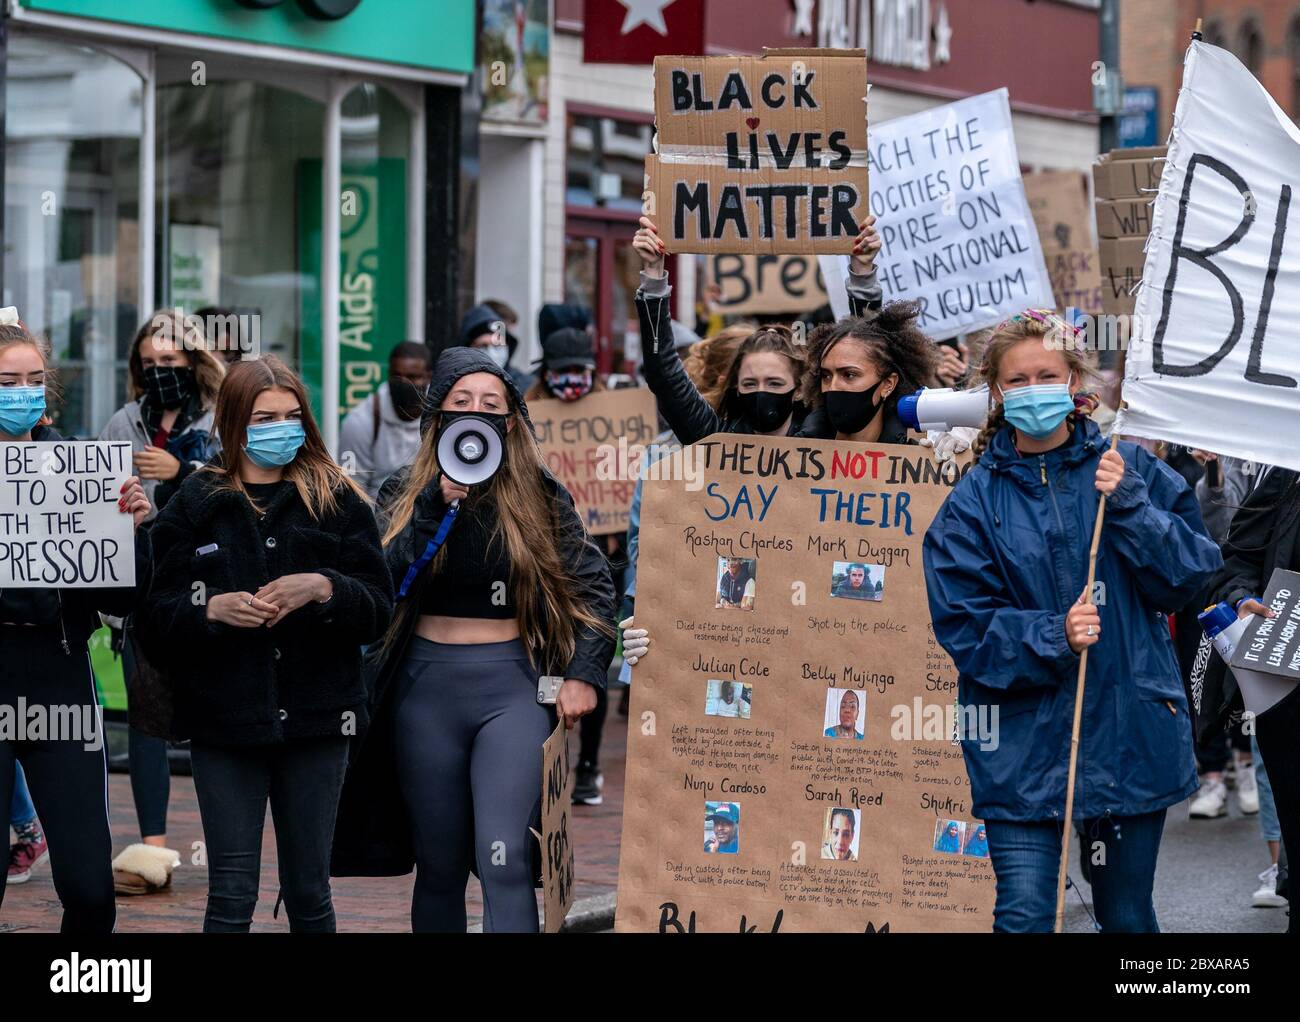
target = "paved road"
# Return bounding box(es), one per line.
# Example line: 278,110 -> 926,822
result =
1061,790 -> 1288,933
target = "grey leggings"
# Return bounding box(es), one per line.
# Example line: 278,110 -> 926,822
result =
392,637 -> 553,933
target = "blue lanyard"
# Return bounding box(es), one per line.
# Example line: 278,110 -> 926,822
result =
396,500 -> 459,600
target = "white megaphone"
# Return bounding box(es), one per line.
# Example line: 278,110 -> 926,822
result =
435,413 -> 504,487
897,386 -> 990,433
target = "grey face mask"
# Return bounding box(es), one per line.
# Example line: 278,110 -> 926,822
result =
484,345 -> 509,369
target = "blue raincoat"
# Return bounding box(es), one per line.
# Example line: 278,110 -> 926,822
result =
922,419 -> 1222,822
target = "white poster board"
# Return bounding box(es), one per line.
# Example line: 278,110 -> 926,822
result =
0,441 -> 135,588
1114,41 -> 1300,473
822,89 -> 1052,337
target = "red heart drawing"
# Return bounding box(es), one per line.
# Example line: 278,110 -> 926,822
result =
746,117 -> 760,131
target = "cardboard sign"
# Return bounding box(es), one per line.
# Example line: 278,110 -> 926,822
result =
647,50 -> 869,255
0,441 -> 135,589
1091,146 -> 1164,318
616,435 -> 995,932
1095,197 -> 1155,240
1113,43 -> 1300,472
1023,170 -> 1103,314
1230,568 -> 1300,687
532,718 -> 576,933
529,388 -> 658,536
710,253 -> 829,316
821,89 -> 1053,337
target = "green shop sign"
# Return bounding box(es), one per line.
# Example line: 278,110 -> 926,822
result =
18,0 -> 474,74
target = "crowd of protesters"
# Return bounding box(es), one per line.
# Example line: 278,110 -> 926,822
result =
1,209 -> 1294,935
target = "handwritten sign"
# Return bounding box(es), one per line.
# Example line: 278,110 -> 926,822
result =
532,718 -> 577,933
529,388 -> 658,536
822,89 -> 1052,336
1023,170 -> 1103,314
711,253 -> 829,316
0,441 -> 134,589
616,435 -> 994,932
647,49 -> 869,255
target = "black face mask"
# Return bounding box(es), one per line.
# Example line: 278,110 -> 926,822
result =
389,377 -> 427,422
823,380 -> 886,436
141,365 -> 195,410
736,389 -> 796,433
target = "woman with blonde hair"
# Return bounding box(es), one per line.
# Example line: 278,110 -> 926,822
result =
922,309 -> 1221,932
139,355 -> 391,932
99,310 -> 226,874
332,346 -> 615,933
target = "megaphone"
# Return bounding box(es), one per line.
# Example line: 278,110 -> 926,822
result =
436,413 -> 504,487
898,387 -> 990,433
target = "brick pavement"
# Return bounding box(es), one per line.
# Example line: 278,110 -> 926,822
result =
1,700 -> 627,933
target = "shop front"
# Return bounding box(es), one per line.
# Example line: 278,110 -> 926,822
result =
2,0 -> 475,446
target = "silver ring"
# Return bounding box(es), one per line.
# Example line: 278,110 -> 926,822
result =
1086,625 -> 1095,636
247,598 -> 254,607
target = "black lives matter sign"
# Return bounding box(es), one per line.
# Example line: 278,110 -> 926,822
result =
646,49 -> 869,255
0,441 -> 135,588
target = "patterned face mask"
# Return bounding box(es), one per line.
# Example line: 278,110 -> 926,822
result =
545,369 -> 593,402
142,365 -> 195,410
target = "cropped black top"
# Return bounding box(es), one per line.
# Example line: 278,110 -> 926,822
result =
418,496 -> 516,619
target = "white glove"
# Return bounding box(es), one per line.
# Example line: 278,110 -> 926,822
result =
927,426 -> 979,462
619,615 -> 650,665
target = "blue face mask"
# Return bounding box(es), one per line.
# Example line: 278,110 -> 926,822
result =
0,385 -> 46,437
999,377 -> 1075,440
243,419 -> 306,468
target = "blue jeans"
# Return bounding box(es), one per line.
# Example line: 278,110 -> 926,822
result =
1251,735 -> 1281,843
9,761 -> 36,827
984,810 -> 1166,932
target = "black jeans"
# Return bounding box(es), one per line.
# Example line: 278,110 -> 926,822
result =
190,736 -> 349,933
0,626 -> 115,933
121,624 -> 170,838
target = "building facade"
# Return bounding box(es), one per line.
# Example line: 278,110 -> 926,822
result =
472,0 -> 1103,374
1122,0 -> 1300,140
1,0 -> 476,447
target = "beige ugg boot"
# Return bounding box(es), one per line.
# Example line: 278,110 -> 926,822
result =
112,844 -> 181,896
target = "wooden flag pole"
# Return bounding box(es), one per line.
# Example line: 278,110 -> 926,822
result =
1053,484 -> 1109,933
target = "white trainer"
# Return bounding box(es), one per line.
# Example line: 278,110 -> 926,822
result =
1252,863 -> 1287,908
1188,777 -> 1228,818
1237,763 -> 1260,815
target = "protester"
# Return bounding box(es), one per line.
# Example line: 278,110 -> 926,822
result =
338,341 -> 434,498
921,309 -> 1223,932
195,306 -> 244,365
6,764 -> 46,885
138,355 -> 391,933
330,346 -> 615,933
524,327 -> 605,404
1207,465 -> 1300,931
99,310 -> 226,874
0,322 -> 152,932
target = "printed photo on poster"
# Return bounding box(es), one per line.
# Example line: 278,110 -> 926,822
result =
480,0 -> 550,128
823,687 -> 865,740
704,801 -> 740,855
821,807 -> 861,861
705,680 -> 752,719
715,556 -> 756,611
963,822 -> 989,858
830,560 -> 884,601
934,819 -> 966,855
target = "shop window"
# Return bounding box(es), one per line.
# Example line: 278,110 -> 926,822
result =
3,35 -> 142,437
566,112 -> 652,213
157,74 -> 324,374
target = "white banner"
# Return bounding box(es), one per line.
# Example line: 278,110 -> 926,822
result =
1114,41 -> 1300,473
0,441 -> 135,589
821,89 -> 1052,337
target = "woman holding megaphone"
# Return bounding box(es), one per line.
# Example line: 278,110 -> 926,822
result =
332,347 -> 615,933
921,310 -> 1222,932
